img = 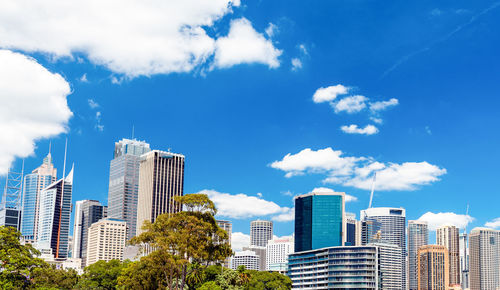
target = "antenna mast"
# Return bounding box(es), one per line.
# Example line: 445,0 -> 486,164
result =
368,172 -> 377,209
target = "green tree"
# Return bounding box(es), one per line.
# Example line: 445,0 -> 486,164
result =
0,226 -> 45,289
185,262 -> 205,290
244,271 -> 292,290
77,259 -> 128,290
31,265 -> 79,289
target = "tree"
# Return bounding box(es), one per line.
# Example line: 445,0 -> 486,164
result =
0,226 -> 45,289
31,265 -> 79,289
244,271 -> 292,290
77,259 -> 128,289
185,262 -> 205,290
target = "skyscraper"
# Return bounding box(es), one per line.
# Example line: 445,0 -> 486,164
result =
266,236 -> 294,273
436,225 -> 460,287
36,166 -> 73,259
345,213 -> 362,246
459,232 -> 470,289
408,220 -> 429,290
294,191 -> 345,252
86,218 -> 127,266
72,200 -> 107,267
108,138 -> 150,240
418,245 -> 450,290
136,150 -> 184,234
20,153 -> 57,242
360,207 -> 406,289
469,227 -> 500,290
250,220 -> 273,247
216,220 -> 232,268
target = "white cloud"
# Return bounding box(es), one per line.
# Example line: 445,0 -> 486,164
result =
88,99 -> 99,109
213,18 -> 282,69
272,147 -> 446,191
79,73 -> 88,83
291,58 -> 303,71
485,218 -> 500,229
298,44 -> 308,55
340,124 -> 379,135
369,98 -> 399,112
312,85 -> 349,103
231,232 -> 250,251
310,187 -> 357,202
95,111 -> 104,132
0,50 -> 72,174
272,207 -> 294,222
418,212 -> 474,231
370,116 -> 383,124
265,23 -> 278,38
199,189 -> 289,219
0,1 -> 280,77
333,95 -> 368,114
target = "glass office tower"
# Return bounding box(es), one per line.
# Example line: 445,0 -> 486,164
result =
294,191 -> 345,252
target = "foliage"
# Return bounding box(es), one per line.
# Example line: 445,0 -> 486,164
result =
198,281 -> 222,290
77,259 -> 128,290
31,265 -> 79,289
244,270 -> 292,290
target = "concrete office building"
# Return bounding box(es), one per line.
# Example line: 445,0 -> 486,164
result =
418,245 -> 449,290
86,218 -> 127,266
436,225 -> 461,287
242,246 -> 266,271
136,150 -> 184,235
108,138 -> 150,240
231,250 -> 260,271
72,200 -> 107,267
266,236 -> 294,273
408,220 -> 429,290
216,220 -> 232,267
469,227 -> 500,290
250,220 -> 273,247
346,213 -> 362,246
294,191 -> 345,252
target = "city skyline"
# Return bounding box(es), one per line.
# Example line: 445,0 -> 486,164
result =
2,0 -> 500,247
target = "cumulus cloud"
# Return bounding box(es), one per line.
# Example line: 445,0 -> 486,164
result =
271,147 -> 446,191
341,124 -> 379,135
272,207 -> 295,222
88,99 -> 99,109
291,58 -> 303,71
231,232 -> 250,251
312,85 -> 349,103
0,1 -> 280,77
310,187 -> 357,202
485,218 -> 500,229
265,23 -> 278,38
213,18 -> 282,69
369,98 -> 399,112
418,212 -> 474,230
333,95 -> 368,114
0,50 -> 72,175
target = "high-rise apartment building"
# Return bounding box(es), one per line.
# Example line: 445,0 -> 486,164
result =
108,138 -> 150,240
469,227 -> 500,290
360,207 -> 406,289
36,166 -> 73,259
436,225 -> 460,286
136,150 -> 184,234
72,200 -> 107,267
266,236 -> 294,273
250,220 -> 273,247
294,191 -> 345,252
20,153 -> 57,242
216,220 -> 232,268
418,245 -> 450,290
86,218 -> 127,266
408,220 -> 429,290
231,250 -> 260,271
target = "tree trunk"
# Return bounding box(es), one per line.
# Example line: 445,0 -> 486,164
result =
180,264 -> 187,290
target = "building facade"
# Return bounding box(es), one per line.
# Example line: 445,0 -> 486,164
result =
370,243 -> 404,290
136,150 -> 184,235
345,213 -> 362,246
216,220 -> 232,267
72,200 -> 107,267
459,232 -> 470,289
294,192 -> 345,252
108,138 -> 150,240
408,220 -> 429,290
231,250 -> 260,271
243,246 -> 266,271
86,218 -> 127,266
266,236 -> 294,272
469,227 -> 500,290
418,245 -> 449,290
436,225 -> 460,287
250,220 -> 273,247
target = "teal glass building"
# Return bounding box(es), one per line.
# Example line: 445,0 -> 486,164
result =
294,192 -> 345,252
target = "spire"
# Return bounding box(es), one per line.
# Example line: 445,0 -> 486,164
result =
43,141 -> 52,165
65,163 -> 74,184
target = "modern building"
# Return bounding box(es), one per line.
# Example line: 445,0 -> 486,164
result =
216,220 -> 232,267
266,236 -> 294,273
136,150 -> 185,235
231,250 -> 260,271
36,166 -> 73,259
0,208 -> 21,229
243,246 -> 266,271
20,153 -> 57,242
361,219 -> 382,245
417,245 -> 449,290
436,225 -> 460,287
345,213 -> 362,246
72,200 -> 107,267
250,220 -> 273,247
294,191 -> 345,252
86,218 -> 127,266
360,207 -> 406,289
459,232 -> 470,290
107,138 -> 150,240
408,220 -> 429,290
370,243 -> 404,290
469,227 -> 500,290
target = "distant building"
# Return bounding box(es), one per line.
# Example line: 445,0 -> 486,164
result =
469,227 -> 500,290
408,220 -> 429,290
345,213 -> 361,246
0,208 -> 21,229
231,250 -> 260,271
86,218 -> 127,266
72,200 -> 107,267
136,150 -> 184,235
266,236 -> 294,273
107,138 -> 150,240
250,220 -> 273,247
294,191 -> 345,252
418,245 -> 449,290
369,243 -> 404,289
36,166 -> 73,259
216,220 -> 232,267
436,225 -> 460,287
459,232 -> 470,289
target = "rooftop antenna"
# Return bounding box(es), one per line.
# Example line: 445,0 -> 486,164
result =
132,125 -> 135,140
368,172 -> 377,209
48,140 -> 52,155
464,204 -> 469,233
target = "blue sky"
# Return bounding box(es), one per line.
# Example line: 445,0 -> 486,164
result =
1,0 -> 500,249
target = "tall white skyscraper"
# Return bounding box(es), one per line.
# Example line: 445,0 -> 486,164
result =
266,236 -> 294,272
108,138 -> 150,240
250,220 -> 273,247
459,232 -> 470,289
408,220 -> 429,290
437,225 -> 461,287
469,227 -> 500,290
